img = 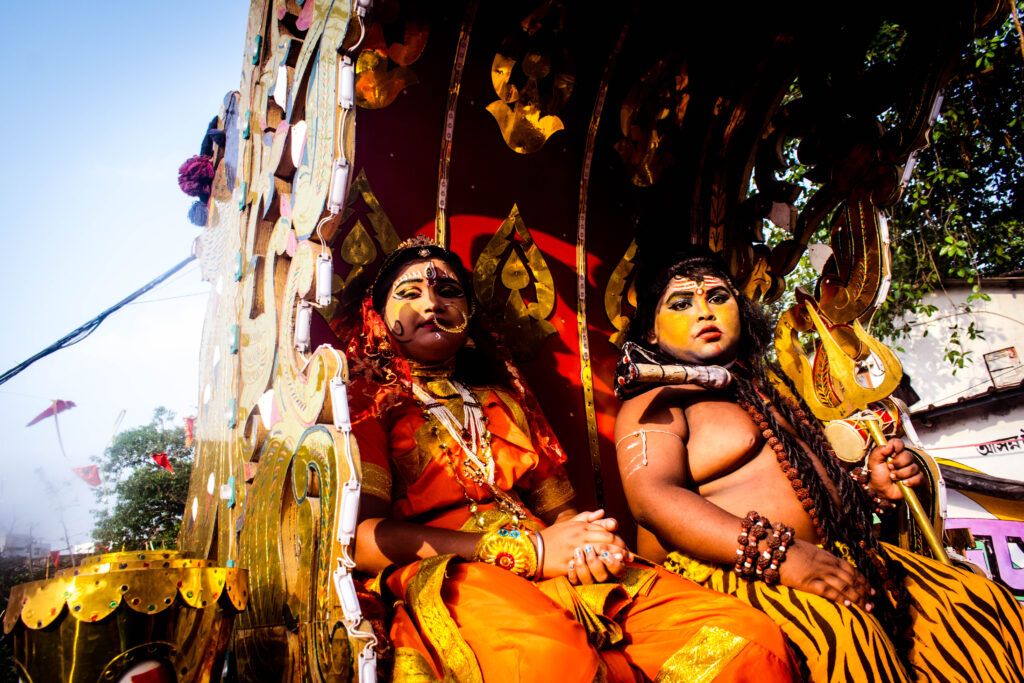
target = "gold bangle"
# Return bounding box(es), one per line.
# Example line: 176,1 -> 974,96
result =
473,525 -> 538,578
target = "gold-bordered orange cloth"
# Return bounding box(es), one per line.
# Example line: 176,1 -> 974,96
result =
664,544 -> 1024,682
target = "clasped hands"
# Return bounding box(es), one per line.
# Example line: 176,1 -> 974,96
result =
537,509 -> 633,585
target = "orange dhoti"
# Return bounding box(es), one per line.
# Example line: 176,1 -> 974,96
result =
354,384 -> 796,681
386,557 -> 795,682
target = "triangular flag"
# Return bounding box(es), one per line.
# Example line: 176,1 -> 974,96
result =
72,465 -> 101,487
151,452 -> 174,473
26,400 -> 76,427
184,417 -> 195,449
48,550 -> 60,567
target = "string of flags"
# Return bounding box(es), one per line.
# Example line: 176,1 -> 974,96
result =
24,401 -> 195,486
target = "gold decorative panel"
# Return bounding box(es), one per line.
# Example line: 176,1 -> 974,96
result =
473,205 -> 557,359
614,59 -> 689,187
486,2 -> 574,154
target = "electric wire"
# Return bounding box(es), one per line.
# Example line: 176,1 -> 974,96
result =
0,255 -> 196,387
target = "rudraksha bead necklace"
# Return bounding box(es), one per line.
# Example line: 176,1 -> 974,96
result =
737,399 -> 827,544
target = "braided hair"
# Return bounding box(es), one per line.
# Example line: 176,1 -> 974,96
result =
627,246 -> 913,658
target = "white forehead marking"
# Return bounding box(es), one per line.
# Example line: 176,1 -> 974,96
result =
666,276 -> 727,296
390,259 -> 460,296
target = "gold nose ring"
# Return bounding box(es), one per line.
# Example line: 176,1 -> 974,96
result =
435,306 -> 469,334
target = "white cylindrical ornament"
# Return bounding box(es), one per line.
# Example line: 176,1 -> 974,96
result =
333,567 -> 362,621
358,647 -> 377,683
330,377 -> 351,431
327,158 -> 350,215
339,56 -> 355,110
338,482 -> 360,545
316,253 -> 333,307
294,301 -> 312,352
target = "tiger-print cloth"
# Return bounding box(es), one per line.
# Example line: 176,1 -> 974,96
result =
664,543 -> 1024,682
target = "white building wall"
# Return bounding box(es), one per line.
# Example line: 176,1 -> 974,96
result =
892,281 -> 1024,483
895,284 -> 1024,408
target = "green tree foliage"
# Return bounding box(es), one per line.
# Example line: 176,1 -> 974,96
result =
92,407 -> 192,550
770,9 -> 1023,369
877,9 -> 1024,368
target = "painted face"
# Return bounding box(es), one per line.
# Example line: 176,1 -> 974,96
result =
647,275 -> 741,365
383,259 -> 470,363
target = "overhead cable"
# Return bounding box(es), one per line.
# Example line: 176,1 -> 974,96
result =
0,255 -> 197,387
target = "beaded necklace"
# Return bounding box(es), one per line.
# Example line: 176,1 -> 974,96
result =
737,398 -> 827,544
410,380 -> 528,526
740,392 -> 909,615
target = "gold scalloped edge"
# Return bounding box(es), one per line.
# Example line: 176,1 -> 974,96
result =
78,550 -> 189,568
57,557 -> 215,578
3,566 -> 248,633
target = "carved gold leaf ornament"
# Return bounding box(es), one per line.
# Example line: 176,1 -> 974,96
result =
604,238 -> 639,348
818,192 -> 893,325
340,221 -> 378,284
348,168 -> 402,254
355,18 -> 429,109
615,59 -> 688,187
486,3 -> 574,154
473,205 -> 557,359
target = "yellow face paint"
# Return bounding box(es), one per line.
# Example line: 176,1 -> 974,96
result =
649,276 -> 741,365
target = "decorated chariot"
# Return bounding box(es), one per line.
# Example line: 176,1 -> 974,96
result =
5,1 -> 1023,680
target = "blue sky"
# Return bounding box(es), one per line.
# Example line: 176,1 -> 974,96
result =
0,2 -> 250,548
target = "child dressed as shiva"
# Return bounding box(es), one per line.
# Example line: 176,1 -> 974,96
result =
344,236 -> 797,683
613,246 -> 1024,683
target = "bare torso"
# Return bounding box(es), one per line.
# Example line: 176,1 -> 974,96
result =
618,387 -> 841,561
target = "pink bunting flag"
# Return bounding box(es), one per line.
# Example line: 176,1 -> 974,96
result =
26,400 -> 76,426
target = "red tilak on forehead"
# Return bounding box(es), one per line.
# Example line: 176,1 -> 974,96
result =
668,275 -> 727,296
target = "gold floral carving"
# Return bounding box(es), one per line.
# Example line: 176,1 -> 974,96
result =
604,238 -> 639,348
472,205 -> 557,359
486,3 -> 574,154
356,9 -> 429,109
615,59 -> 689,187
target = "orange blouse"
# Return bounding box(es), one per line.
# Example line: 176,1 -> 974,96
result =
353,384 -> 576,528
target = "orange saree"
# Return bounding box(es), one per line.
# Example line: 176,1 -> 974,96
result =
354,384 -> 796,682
